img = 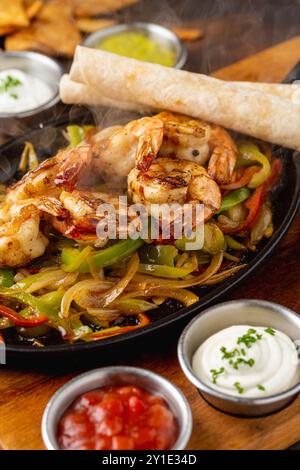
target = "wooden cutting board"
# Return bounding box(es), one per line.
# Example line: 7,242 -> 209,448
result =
1,36 -> 300,451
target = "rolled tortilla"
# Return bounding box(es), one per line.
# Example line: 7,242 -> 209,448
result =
60,74 -> 153,113
61,73 -> 300,106
230,81 -> 300,100
68,46 -> 300,150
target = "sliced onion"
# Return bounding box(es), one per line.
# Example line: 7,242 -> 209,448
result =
204,264 -> 246,285
130,252 -> 223,289
117,287 -> 199,307
61,279 -> 112,318
98,253 -> 140,307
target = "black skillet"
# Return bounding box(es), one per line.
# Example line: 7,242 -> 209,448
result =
0,63 -> 300,364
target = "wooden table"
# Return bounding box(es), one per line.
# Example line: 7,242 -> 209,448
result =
0,36 -> 300,451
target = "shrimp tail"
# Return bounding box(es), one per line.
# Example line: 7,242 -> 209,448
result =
54,145 -> 92,191
130,118 -> 164,172
35,196 -> 69,218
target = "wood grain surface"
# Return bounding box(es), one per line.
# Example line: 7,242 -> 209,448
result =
0,36 -> 300,451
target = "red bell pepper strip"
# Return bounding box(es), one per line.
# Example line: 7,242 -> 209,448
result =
83,314 -> 150,341
222,166 -> 259,190
0,304 -> 48,328
220,159 -> 282,234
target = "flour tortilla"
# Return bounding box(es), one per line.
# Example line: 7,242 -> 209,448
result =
67,46 -> 300,150
60,74 -> 152,113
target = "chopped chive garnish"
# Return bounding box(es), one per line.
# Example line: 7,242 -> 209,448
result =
257,384 -> 266,391
0,75 -> 22,99
234,382 -> 244,394
265,327 -> 276,336
237,328 -> 263,348
230,357 -> 255,370
210,367 -> 225,384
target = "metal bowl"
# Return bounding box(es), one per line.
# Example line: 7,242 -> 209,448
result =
178,300 -> 300,417
83,22 -> 187,69
42,366 -> 193,450
0,51 -> 62,119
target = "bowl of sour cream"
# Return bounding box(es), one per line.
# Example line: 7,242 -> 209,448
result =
178,300 -> 300,416
0,51 -> 62,119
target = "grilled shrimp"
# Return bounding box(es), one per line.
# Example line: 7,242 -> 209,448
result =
0,205 -> 49,267
128,158 -> 221,223
91,112 -> 237,185
155,112 -> 238,185
52,190 -> 123,244
91,117 -> 164,184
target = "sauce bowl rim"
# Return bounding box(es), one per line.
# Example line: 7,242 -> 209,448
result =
42,365 -> 193,450
178,299 -> 300,406
83,21 -> 187,69
0,51 -> 62,118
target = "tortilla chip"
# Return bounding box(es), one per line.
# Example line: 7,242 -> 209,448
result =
171,27 -> 204,42
37,0 -> 73,22
0,25 -> 18,35
5,0 -> 82,57
24,0 -> 44,19
0,0 -> 29,28
4,27 -> 51,54
71,0 -> 139,17
76,17 -> 117,33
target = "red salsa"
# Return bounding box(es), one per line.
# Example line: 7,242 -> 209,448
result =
58,385 -> 178,450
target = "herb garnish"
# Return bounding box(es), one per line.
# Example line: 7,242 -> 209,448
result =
234,382 -> 244,394
0,75 -> 22,99
237,328 -> 262,348
220,346 -> 241,360
257,384 -> 266,391
210,367 -> 225,384
265,327 -> 276,336
229,357 -> 255,370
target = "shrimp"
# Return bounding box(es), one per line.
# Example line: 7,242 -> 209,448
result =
91,112 -> 237,185
128,158 -> 221,223
52,190 -> 120,243
155,112 -> 238,185
0,205 -> 48,267
91,117 -> 164,184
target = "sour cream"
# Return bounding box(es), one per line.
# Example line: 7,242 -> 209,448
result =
192,325 -> 300,398
0,69 -> 54,114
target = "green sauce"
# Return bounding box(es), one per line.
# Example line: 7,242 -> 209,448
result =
95,30 -> 176,67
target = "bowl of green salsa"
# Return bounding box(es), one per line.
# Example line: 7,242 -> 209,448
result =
83,22 -> 187,69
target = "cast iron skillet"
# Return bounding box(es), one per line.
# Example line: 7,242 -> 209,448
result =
1,63 -> 300,363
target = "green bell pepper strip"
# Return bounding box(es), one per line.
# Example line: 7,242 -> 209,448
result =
0,269 -> 14,287
0,288 -> 62,320
92,239 -> 144,269
69,315 -> 92,339
66,125 -> 95,148
138,263 -> 194,279
225,235 -> 246,250
175,227 -> 204,251
238,144 -> 271,188
61,248 -> 90,273
62,246 -> 93,272
203,223 -> 227,254
61,238 -> 144,273
0,303 -> 48,327
12,269 -> 64,291
216,188 -> 251,214
139,245 -> 178,267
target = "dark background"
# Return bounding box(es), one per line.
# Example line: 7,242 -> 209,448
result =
125,0 -> 300,73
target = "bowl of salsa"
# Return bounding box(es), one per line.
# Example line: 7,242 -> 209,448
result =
83,22 -> 187,69
42,366 -> 192,450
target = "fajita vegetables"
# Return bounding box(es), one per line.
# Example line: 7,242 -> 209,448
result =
0,113 -> 281,347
